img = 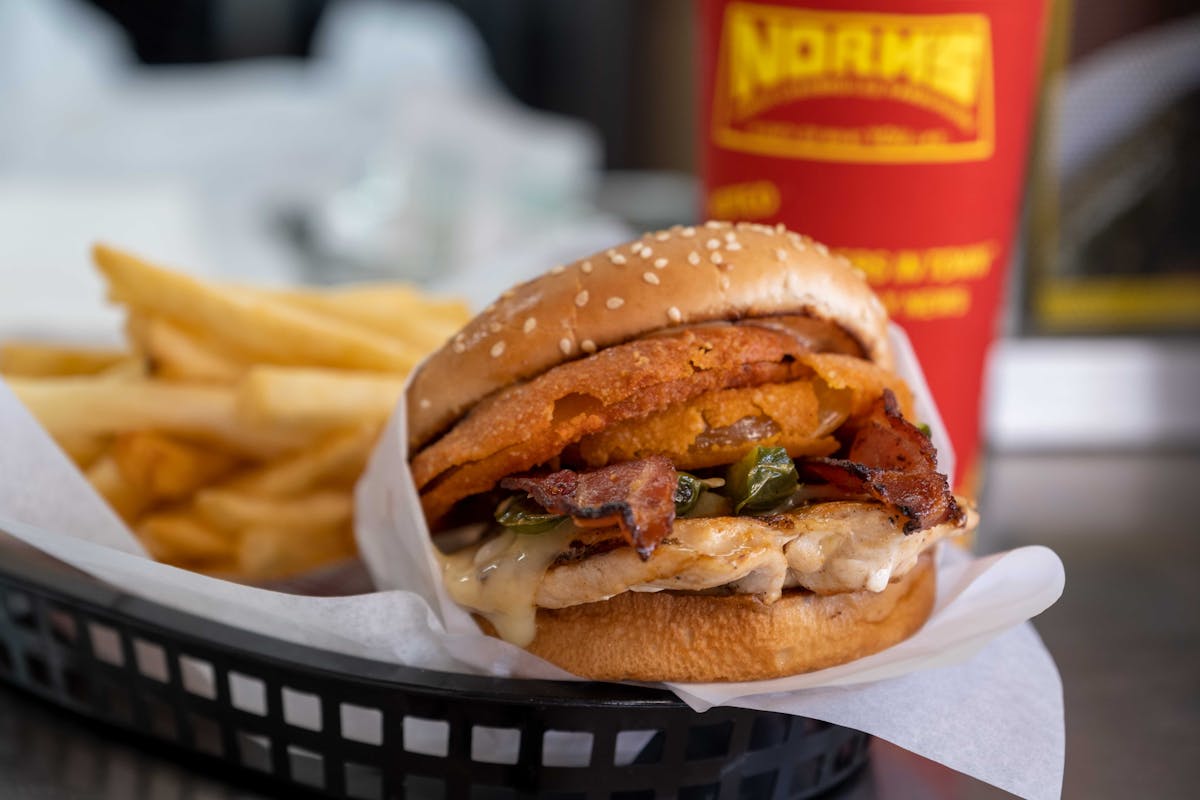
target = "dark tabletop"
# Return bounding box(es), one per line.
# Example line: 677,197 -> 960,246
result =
2,450 -> 1198,799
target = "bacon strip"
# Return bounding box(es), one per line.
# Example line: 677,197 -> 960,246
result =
800,390 -> 963,533
501,455 -> 677,559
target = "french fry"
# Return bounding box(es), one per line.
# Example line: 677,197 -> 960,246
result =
0,341 -> 128,377
97,357 -> 149,381
111,432 -> 239,501
194,488 -> 353,535
267,287 -> 469,352
126,313 -> 243,382
138,512 -> 235,564
236,367 -> 404,429
3,244 -> 466,580
236,524 -> 356,580
56,434 -> 112,470
274,284 -> 469,324
86,454 -> 153,523
8,377 -> 313,458
225,423 -> 379,496
93,245 -> 424,371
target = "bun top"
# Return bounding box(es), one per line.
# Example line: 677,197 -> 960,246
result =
407,221 -> 892,450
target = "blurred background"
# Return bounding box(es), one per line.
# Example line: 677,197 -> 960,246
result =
0,0 -> 1198,798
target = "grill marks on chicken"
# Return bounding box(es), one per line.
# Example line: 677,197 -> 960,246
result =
801,389 -> 963,532
501,455 -> 677,559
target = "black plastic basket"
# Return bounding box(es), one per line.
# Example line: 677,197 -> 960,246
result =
0,534 -> 870,799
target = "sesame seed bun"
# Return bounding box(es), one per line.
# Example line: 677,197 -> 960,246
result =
406,221 -> 891,451
479,551 -> 935,682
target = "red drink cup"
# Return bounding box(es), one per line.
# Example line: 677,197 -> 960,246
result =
699,0 -> 1050,491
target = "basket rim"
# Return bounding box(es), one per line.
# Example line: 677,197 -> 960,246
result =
0,532 -> 686,709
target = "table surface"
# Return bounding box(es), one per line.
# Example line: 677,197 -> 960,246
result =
2,450 -> 1198,799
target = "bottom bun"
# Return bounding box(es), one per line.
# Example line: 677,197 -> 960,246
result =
481,552 -> 935,682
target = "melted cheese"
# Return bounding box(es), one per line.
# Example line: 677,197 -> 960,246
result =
439,523 -> 576,646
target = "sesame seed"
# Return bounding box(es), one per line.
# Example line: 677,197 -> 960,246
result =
488,321 -> 502,333
454,332 -> 466,342
706,238 -> 721,250
639,247 -> 652,259
501,289 -> 516,299
775,223 -> 787,233
581,260 -> 593,273
706,220 -> 723,229
550,264 -> 565,275
815,243 -> 829,256
710,251 -> 723,264
575,290 -> 589,307
523,317 -> 537,333
559,338 -> 573,355
490,341 -> 506,358
724,232 -> 737,243
775,248 -> 788,261
681,226 -> 696,237
795,240 -> 807,252
610,253 -> 627,265
655,232 -> 670,241
654,258 -> 668,268
453,341 -> 466,353
727,242 -> 742,251
643,271 -> 660,285
606,296 -> 625,309
667,306 -> 683,323
688,252 -> 701,265
419,398 -> 431,409
720,276 -> 731,290
581,339 -> 597,354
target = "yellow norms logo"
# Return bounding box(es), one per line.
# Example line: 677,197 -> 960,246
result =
712,3 -> 995,163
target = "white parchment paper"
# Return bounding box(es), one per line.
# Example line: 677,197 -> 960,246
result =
0,327 -> 1065,799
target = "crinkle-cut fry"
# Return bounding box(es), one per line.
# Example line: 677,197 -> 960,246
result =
86,453 -> 152,523
126,313 -> 244,383
236,523 -> 356,581
57,433 -> 112,470
0,341 -> 128,377
194,488 -> 353,535
138,512 -> 235,563
236,366 -> 404,428
8,376 -> 314,459
93,244 -> 424,372
223,423 -> 379,496
111,432 -> 240,501
266,286 -> 470,352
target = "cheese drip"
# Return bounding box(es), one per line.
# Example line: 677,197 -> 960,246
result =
439,523 -> 576,646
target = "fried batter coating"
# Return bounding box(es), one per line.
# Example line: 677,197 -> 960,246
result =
574,353 -> 913,471
413,326 -> 818,524
577,379 -> 840,470
801,353 -> 914,420
412,325 -> 916,527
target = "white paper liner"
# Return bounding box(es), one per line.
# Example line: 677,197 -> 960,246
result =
0,325 -> 1065,799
